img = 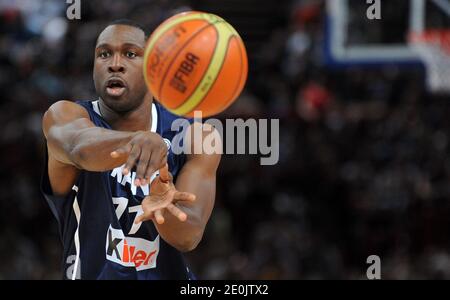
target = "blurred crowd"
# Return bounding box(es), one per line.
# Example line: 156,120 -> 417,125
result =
0,0 -> 449,279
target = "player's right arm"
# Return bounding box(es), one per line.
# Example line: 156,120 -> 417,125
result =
42,100 -> 167,196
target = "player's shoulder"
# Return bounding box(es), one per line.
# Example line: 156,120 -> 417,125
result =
155,101 -> 194,131
154,101 -> 221,139
46,100 -> 89,115
43,100 -> 90,125
155,101 -> 190,123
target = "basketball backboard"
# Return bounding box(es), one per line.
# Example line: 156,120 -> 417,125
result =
325,0 -> 450,66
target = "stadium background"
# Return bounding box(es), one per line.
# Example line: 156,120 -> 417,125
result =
1,0 -> 450,279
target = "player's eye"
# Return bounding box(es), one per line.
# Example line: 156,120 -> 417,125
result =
98,50 -> 110,58
125,51 -> 137,58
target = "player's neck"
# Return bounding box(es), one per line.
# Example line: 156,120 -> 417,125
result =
98,97 -> 153,132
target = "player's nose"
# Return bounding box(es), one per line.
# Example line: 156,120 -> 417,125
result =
108,53 -> 125,73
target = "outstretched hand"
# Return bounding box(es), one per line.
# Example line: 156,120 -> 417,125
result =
135,164 -> 196,225
110,131 -> 168,186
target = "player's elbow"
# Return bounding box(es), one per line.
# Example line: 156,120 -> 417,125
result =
69,143 -> 89,169
173,229 -> 204,253
176,239 -> 200,253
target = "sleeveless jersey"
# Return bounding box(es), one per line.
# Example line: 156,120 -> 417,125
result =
41,100 -> 195,280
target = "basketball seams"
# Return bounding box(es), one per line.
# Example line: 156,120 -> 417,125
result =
171,21 -> 234,115
145,13 -> 208,55
219,36 -> 246,113
143,13 -> 214,94
144,12 -> 248,117
158,22 -> 219,103
223,21 -> 240,38
190,34 -> 236,114
228,36 -> 247,108
191,21 -> 247,115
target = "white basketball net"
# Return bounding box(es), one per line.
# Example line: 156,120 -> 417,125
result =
409,30 -> 450,94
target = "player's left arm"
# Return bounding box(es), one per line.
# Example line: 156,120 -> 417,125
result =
136,123 -> 221,252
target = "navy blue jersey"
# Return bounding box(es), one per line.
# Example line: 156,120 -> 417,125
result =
41,100 -> 195,280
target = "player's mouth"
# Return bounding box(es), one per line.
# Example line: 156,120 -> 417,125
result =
106,77 -> 127,97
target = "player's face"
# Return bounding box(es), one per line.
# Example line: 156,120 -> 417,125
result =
93,25 -> 150,112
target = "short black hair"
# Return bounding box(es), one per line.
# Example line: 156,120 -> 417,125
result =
106,19 -> 150,38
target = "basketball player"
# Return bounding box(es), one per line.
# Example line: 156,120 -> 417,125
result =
41,20 -> 221,279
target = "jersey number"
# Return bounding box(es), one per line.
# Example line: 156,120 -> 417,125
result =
112,197 -> 144,235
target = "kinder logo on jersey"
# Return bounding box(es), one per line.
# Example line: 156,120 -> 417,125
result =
105,226 -> 160,271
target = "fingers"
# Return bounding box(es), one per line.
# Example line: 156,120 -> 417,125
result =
145,151 -> 167,182
123,144 -> 141,175
154,209 -> 165,224
159,163 -> 170,183
167,203 -> 187,222
135,150 -> 150,186
112,133 -> 169,183
173,191 -> 196,202
134,201 -> 188,224
135,206 -> 187,224
135,211 -> 152,224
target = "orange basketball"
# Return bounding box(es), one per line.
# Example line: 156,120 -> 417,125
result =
143,11 -> 248,117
